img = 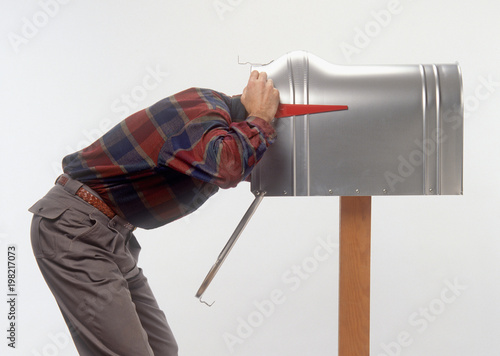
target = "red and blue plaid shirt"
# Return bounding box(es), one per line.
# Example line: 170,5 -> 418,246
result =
62,88 -> 276,229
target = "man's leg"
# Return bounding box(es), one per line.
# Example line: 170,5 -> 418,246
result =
30,186 -> 178,355
35,256 -> 155,355
127,235 -> 179,355
127,266 -> 179,355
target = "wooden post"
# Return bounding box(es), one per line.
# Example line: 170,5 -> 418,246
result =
339,196 -> 371,356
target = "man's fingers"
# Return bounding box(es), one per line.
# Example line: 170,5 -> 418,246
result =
241,70 -> 279,123
250,70 -> 260,80
249,70 -> 268,82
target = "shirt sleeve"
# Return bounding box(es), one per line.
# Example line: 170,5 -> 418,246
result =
159,88 -> 277,189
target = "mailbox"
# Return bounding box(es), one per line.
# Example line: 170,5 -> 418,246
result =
250,51 -> 464,196
195,51 -> 464,303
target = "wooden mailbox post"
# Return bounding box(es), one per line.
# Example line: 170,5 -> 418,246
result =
339,196 -> 371,355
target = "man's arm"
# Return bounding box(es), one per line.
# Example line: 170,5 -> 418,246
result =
207,71 -> 279,187
160,72 -> 280,189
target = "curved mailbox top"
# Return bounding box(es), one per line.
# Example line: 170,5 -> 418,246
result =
250,51 -> 464,196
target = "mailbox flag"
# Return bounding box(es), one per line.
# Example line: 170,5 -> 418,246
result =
275,104 -> 348,119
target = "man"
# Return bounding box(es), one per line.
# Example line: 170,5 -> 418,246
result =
29,71 -> 280,355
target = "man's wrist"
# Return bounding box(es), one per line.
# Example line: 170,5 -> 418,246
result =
247,112 -> 274,124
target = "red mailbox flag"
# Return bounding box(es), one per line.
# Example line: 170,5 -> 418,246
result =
275,104 -> 348,118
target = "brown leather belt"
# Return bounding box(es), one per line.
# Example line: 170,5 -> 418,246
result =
56,175 -> 116,219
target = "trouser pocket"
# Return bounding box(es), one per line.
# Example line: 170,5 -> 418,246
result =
29,197 -> 95,259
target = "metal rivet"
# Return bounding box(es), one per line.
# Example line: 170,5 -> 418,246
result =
328,189 -> 333,195
429,188 -> 434,193
283,190 -> 288,195
355,189 -> 360,194
383,189 -> 387,194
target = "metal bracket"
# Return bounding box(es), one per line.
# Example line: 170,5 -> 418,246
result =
195,191 -> 266,306
237,56 -> 274,67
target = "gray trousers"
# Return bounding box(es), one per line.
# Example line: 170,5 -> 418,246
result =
29,178 -> 178,355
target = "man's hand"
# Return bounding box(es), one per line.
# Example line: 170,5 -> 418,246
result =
241,71 -> 280,124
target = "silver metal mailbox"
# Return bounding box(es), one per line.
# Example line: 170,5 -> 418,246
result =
196,51 -> 464,301
250,51 -> 463,196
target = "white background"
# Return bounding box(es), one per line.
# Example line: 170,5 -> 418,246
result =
1,0 -> 499,355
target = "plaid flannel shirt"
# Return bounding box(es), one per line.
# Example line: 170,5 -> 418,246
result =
62,88 -> 276,229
